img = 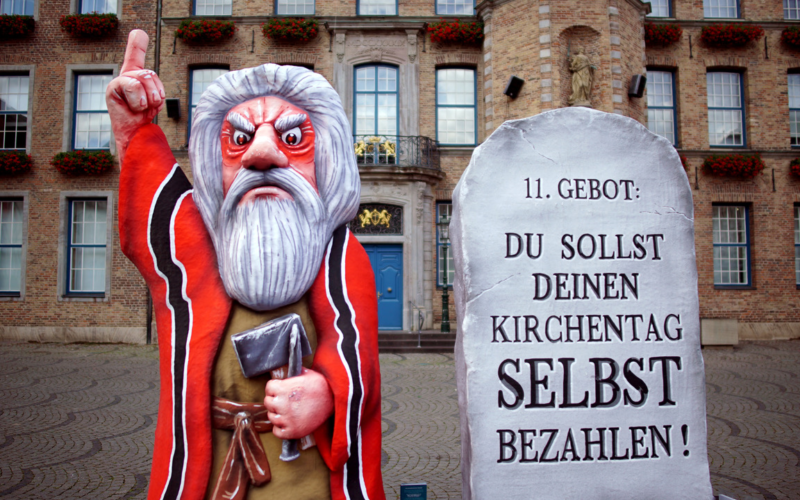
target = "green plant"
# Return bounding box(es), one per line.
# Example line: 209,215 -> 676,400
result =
262,18 -> 318,42
175,19 -> 236,43
781,27 -> 800,49
645,23 -> 683,46
700,24 -> 764,47
0,15 -> 34,38
702,154 -> 765,179
52,150 -> 114,175
60,13 -> 119,37
427,19 -> 484,44
0,151 -> 32,175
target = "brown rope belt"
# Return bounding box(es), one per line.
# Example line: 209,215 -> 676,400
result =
210,396 -> 273,500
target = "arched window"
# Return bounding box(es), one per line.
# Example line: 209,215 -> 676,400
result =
354,65 -> 398,137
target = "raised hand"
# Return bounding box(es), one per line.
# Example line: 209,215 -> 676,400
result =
264,368 -> 334,440
105,29 -> 166,165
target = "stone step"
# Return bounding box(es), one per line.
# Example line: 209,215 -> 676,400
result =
378,331 -> 456,353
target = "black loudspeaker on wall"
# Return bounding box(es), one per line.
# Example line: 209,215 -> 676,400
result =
503,76 -> 525,99
165,98 -> 181,119
628,75 -> 646,98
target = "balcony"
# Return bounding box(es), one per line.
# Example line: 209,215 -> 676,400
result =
354,135 -> 440,171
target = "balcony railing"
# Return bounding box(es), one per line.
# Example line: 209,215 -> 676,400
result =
354,135 -> 440,170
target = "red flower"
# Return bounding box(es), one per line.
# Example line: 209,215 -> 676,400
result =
781,27 -> 800,49
645,23 -> 682,46
0,151 -> 32,175
52,150 -> 114,176
428,19 -> 484,44
175,19 -> 236,43
60,13 -> 118,38
790,158 -> 800,178
702,154 -> 765,179
700,24 -> 764,47
680,155 -> 689,171
262,18 -> 318,42
0,14 -> 35,38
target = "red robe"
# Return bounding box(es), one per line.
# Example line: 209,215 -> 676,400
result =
118,124 -> 385,500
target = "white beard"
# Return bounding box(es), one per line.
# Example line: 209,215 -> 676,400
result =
216,168 -> 329,311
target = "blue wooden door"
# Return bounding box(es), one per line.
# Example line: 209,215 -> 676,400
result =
363,244 -> 403,330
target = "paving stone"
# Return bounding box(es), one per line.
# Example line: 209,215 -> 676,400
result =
0,341 -> 797,499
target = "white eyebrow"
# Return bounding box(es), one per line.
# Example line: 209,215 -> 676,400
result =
274,113 -> 307,133
226,112 -> 255,134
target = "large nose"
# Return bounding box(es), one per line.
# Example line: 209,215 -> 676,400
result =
240,126 -> 289,171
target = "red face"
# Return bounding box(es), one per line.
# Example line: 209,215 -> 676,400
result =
220,96 -> 317,204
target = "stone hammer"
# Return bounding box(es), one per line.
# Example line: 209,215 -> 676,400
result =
230,313 -> 312,462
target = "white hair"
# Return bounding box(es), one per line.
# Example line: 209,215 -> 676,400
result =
189,64 -> 360,310
190,64 -> 360,251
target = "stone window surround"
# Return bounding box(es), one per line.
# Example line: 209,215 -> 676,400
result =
0,191 -> 29,302
69,0 -> 124,17
435,66 -> 478,146
61,64 -> 119,153
0,65 -> 35,154
57,191 -> 114,302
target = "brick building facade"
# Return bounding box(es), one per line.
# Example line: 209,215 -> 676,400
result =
1,0 -> 799,342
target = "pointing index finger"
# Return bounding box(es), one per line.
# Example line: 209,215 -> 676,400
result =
121,30 -> 149,74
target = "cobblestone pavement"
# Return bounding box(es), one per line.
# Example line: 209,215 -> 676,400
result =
0,341 -> 797,499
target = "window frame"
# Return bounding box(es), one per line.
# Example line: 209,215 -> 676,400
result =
352,64 -> 400,138
72,73 -> 113,151
787,0 -> 800,19
192,0 -> 232,16
646,68 -> 678,146
62,65 -> 118,153
435,0 -> 475,16
188,66 -> 228,141
436,201 -> 454,289
1,0 -> 34,16
790,72 -> 800,148
274,0 -> 315,15
70,0 -> 120,16
356,0 -> 397,16
646,0 -> 672,18
795,204 -> 800,288
0,192 -> 28,301
707,71 -> 746,149
712,203 -> 752,288
435,67 -> 478,147
57,191 -> 114,301
703,0 -> 739,18
0,66 -> 34,154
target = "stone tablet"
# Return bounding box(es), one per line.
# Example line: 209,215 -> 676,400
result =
452,107 -> 713,499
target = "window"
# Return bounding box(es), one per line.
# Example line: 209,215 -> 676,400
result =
707,72 -> 744,147
646,70 -> 677,145
0,75 -> 29,150
436,68 -> 476,146
0,0 -> 33,15
80,0 -> 116,14
0,198 -> 23,296
790,74 -> 800,146
646,0 -> 670,17
786,0 -> 800,19
713,205 -> 750,286
354,65 -> 398,137
73,74 -> 112,150
437,202 -> 453,287
67,199 -> 107,294
357,0 -> 396,15
795,206 -> 800,286
437,0 -> 473,15
704,0 -> 737,18
276,0 -> 313,15
190,68 -> 227,138
194,0 -> 231,15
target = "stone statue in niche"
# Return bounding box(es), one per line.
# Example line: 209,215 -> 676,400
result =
108,30 -> 385,500
568,46 -> 595,107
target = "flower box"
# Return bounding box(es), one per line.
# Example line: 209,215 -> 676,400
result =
781,27 -> 800,50
175,19 -> 236,44
790,158 -> 800,178
645,23 -> 682,47
680,155 -> 689,171
262,18 -> 318,42
702,154 -> 765,179
700,24 -> 764,48
60,13 -> 119,38
427,19 -> 484,45
0,151 -> 32,175
0,15 -> 34,39
52,150 -> 114,175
